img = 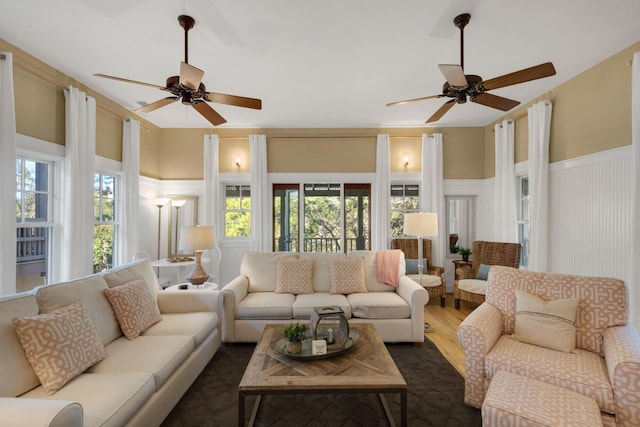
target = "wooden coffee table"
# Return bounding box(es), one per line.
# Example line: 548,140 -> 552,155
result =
238,323 -> 407,426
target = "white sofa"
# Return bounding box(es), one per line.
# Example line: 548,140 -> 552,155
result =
222,251 -> 429,344
0,259 -> 223,427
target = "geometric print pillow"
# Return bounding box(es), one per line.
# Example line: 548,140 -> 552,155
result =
104,279 -> 162,340
12,300 -> 106,394
330,257 -> 367,295
275,257 -> 314,294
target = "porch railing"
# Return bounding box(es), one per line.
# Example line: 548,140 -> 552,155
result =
16,227 -> 47,263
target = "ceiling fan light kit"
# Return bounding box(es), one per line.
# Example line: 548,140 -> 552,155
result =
94,15 -> 262,126
388,13 -> 557,124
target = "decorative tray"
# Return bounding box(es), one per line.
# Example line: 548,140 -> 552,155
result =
273,329 -> 360,360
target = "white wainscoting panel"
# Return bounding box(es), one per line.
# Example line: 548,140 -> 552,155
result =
548,147 -> 631,281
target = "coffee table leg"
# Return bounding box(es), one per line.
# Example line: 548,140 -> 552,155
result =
401,390 -> 407,427
238,391 -> 244,427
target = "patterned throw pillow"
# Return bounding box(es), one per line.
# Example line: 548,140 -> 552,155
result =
513,290 -> 580,353
476,263 -> 490,280
330,257 -> 367,294
104,279 -> 162,340
12,300 -> 106,394
275,257 -> 314,294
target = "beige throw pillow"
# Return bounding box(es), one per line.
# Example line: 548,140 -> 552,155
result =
513,290 -> 580,353
330,257 -> 367,294
275,257 -> 314,294
104,279 -> 162,340
12,300 -> 106,394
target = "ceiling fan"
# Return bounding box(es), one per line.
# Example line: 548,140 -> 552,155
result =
387,13 -> 556,123
94,15 -> 261,126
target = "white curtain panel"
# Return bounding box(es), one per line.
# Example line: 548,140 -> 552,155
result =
494,120 -> 518,243
373,134 -> 390,250
421,133 -> 446,266
62,86 -> 96,280
250,134 -> 268,251
118,118 -> 140,266
203,134 -> 220,232
527,101 -> 553,272
629,51 -> 640,331
0,52 -> 17,295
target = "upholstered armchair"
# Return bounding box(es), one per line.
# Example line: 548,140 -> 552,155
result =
392,238 -> 446,307
454,240 -> 521,309
457,266 -> 640,426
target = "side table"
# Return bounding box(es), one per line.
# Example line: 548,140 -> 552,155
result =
164,282 -> 219,291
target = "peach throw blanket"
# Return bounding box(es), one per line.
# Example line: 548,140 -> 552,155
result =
376,249 -> 402,288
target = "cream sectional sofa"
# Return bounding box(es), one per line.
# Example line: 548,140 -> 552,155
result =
222,251 -> 429,344
0,259 -> 222,427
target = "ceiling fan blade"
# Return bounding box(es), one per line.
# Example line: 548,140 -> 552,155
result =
204,92 -> 262,110
481,62 -> 556,91
193,100 -> 227,126
94,73 -> 166,90
386,94 -> 441,107
472,92 -> 520,111
438,64 -> 468,88
134,97 -> 179,113
426,99 -> 456,123
179,62 -> 205,91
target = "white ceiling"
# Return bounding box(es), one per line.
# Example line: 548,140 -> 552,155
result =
2,0 -> 639,129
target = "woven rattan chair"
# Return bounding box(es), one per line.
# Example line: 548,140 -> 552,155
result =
392,238 -> 446,307
454,241 -> 521,309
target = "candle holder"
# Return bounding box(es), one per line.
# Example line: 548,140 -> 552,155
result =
309,306 -> 349,350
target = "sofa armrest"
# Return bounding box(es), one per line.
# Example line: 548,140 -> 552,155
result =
396,276 -> 429,343
456,302 -> 503,408
603,324 -> 640,427
0,398 -> 83,427
157,290 -> 222,314
221,275 -> 249,342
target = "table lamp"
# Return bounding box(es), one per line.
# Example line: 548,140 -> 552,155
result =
403,212 -> 438,286
179,225 -> 215,286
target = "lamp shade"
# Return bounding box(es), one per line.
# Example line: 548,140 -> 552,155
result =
153,197 -> 170,208
179,226 -> 215,252
403,212 -> 438,237
172,199 -> 187,208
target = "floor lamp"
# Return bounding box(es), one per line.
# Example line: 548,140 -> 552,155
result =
403,212 -> 438,286
153,197 -> 170,260
172,200 -> 186,256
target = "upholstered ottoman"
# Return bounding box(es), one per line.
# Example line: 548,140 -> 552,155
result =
482,371 -> 602,427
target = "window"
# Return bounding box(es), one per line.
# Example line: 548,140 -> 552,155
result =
272,183 -> 371,253
16,157 -> 52,289
390,184 -> 420,237
94,173 -> 117,273
516,176 -> 530,268
225,185 -> 251,237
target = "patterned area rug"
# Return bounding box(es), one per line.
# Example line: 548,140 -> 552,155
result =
162,339 -> 481,427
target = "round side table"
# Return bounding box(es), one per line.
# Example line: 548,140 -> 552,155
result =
164,282 -> 218,291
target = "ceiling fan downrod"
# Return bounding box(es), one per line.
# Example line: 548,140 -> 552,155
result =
178,15 -> 195,64
454,13 -> 470,71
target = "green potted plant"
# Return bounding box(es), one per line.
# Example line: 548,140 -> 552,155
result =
459,247 -> 472,262
281,322 -> 308,354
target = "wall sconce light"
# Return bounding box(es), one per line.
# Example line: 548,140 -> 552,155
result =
403,156 -> 410,167
235,157 -> 241,168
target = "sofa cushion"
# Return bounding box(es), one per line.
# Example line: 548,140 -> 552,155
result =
241,252 -> 298,292
458,279 -> 487,295
236,292 -> 295,319
104,279 -> 162,340
514,290 -> 579,353
275,257 -> 314,294
22,371 -> 155,427
88,335 -> 193,390
292,293 -> 351,319
348,292 -> 411,319
102,259 -> 159,296
0,293 -> 43,396
330,257 -> 367,294
36,274 -> 121,346
300,252 -> 346,292
13,300 -> 107,394
347,251 -> 400,292
406,274 -> 442,288
485,335 -> 615,414
144,312 -> 218,347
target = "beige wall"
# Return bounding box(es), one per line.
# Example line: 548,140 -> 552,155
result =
484,40 -> 639,177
